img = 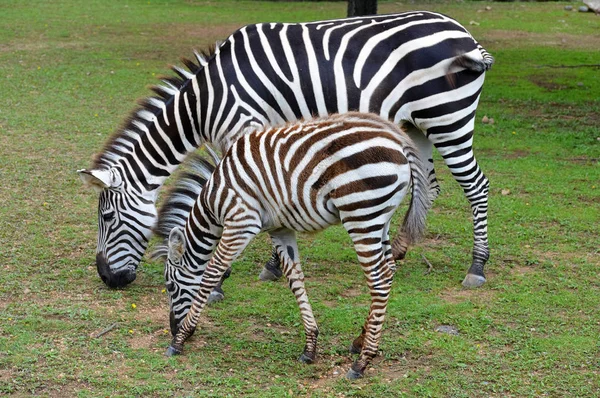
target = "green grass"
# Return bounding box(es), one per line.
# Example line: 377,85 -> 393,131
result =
1,0 -> 599,396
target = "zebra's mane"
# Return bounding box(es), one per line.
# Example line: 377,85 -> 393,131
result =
92,43 -> 220,169
153,147 -> 220,240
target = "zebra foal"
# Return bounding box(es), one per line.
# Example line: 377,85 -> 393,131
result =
152,113 -> 431,379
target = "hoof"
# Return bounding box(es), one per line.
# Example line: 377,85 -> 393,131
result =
165,345 -> 182,357
207,290 -> 224,305
392,252 -> 406,262
259,267 -> 281,282
462,273 -> 486,289
298,353 -> 315,364
346,368 -> 363,380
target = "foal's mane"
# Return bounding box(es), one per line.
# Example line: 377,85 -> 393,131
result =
153,146 -> 221,240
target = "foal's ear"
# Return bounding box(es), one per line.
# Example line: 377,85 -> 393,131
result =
77,168 -> 122,193
168,227 -> 186,262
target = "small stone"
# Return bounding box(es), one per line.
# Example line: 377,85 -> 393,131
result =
564,5 -> 573,10
485,6 -> 492,10
501,189 -> 511,196
482,115 -> 489,124
469,20 -> 480,26
435,325 -> 459,335
579,6 -> 589,12
488,118 -> 495,125
23,288 -> 31,294
333,370 -> 340,375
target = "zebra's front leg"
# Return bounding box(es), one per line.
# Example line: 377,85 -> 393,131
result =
270,229 -> 319,364
166,258 -> 230,356
167,228 -> 259,356
258,246 -> 283,281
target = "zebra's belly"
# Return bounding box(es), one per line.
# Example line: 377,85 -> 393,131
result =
260,200 -> 340,233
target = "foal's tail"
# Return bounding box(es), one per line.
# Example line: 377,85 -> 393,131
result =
399,135 -> 431,246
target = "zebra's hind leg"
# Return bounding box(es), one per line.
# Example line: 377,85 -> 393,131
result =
391,124 -> 438,261
433,123 -> 490,288
258,246 -> 283,282
343,219 -> 395,379
269,229 -> 319,364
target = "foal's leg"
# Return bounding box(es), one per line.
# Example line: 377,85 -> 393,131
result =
167,227 -> 259,355
350,219 -> 395,356
342,217 -> 395,379
269,229 -> 319,364
381,219 -> 395,273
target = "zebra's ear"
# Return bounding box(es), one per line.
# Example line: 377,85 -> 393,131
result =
77,168 -> 121,193
168,227 -> 186,263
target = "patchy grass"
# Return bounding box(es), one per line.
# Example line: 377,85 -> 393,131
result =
1,1 -> 599,397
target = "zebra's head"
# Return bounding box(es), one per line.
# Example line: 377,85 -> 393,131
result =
161,227 -> 206,336
78,167 -> 158,288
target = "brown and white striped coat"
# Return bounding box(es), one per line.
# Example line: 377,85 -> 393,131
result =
154,112 -> 431,379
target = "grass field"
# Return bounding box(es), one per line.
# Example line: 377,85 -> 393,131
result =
1,0 -> 599,396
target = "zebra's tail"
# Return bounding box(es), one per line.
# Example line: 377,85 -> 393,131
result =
153,147 -> 220,240
451,44 -> 495,73
445,44 -> 493,89
399,134 -> 431,246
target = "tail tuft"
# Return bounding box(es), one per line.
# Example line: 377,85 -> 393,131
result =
400,143 -> 431,246
451,44 -> 494,73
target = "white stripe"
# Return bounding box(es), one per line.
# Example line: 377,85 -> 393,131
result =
359,30 -> 472,113
302,25 -> 328,117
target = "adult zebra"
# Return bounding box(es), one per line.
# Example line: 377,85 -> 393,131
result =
78,11 -> 493,289
153,113 -> 431,379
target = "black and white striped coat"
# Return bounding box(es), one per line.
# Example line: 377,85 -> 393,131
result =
79,11 -> 493,288
153,113 -> 431,379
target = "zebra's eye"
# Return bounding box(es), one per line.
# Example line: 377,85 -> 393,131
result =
102,211 -> 115,222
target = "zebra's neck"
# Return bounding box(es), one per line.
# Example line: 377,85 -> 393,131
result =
92,50 -> 227,198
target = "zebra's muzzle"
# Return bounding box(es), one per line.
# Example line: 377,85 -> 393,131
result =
96,253 -> 137,288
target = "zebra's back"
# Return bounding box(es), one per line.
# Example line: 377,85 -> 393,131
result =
220,11 -> 489,128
